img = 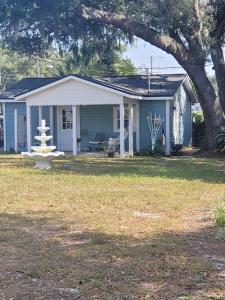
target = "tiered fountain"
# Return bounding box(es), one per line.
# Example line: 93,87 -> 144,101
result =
22,119 -> 64,169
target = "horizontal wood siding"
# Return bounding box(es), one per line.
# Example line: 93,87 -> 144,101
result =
26,79 -> 123,106
5,102 -> 26,152
140,100 -> 166,151
80,105 -> 114,150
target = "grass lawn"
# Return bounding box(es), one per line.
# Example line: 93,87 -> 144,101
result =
0,154 -> 225,299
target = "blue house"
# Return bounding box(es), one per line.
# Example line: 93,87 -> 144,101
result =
0,74 -> 196,157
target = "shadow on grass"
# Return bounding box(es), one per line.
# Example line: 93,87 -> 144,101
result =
0,213 -> 224,299
0,154 -> 224,184
53,156 -> 225,184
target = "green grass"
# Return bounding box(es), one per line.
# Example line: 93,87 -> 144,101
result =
216,198 -> 225,229
0,154 -> 225,299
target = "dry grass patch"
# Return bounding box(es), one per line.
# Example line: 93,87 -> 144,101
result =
0,155 -> 224,299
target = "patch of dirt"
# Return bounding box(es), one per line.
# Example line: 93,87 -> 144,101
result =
133,210 -> 164,220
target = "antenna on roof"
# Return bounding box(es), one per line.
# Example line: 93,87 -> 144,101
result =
148,69 -> 151,93
147,56 -> 153,93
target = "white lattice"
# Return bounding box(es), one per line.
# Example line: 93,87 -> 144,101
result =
146,113 -> 164,151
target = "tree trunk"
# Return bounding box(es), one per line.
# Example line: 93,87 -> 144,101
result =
79,5 -> 224,150
210,42 -> 225,113
186,66 -> 223,150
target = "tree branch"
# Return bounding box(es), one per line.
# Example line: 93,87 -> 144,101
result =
79,5 -> 190,64
214,17 -> 225,40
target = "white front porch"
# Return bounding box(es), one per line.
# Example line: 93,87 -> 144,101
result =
26,102 -> 140,158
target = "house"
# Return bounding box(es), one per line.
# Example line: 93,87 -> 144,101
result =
0,73 -> 196,157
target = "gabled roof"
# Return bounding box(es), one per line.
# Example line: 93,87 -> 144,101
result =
0,73 -> 191,100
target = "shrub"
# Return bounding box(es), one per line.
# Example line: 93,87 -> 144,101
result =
216,198 -> 225,228
171,143 -> 183,155
192,112 -> 205,147
216,126 -> 225,152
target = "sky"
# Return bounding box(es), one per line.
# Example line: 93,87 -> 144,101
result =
125,38 -> 214,76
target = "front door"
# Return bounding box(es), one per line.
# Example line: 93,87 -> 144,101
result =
60,107 -> 73,151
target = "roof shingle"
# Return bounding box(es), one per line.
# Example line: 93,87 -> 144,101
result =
0,73 -> 187,100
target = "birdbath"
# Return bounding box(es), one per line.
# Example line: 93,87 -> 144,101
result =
22,119 -> 64,169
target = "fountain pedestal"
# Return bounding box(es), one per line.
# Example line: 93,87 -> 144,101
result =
22,119 -> 64,169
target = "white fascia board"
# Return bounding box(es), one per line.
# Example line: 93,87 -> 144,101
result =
141,96 -> 174,100
184,76 -> 198,103
15,75 -> 175,102
0,99 -> 25,103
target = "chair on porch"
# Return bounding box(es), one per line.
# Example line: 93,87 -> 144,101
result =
89,132 -> 107,151
104,138 -> 117,157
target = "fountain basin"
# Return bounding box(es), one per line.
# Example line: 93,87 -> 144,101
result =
37,126 -> 50,132
34,136 -> 53,143
31,145 -> 56,153
22,151 -> 65,169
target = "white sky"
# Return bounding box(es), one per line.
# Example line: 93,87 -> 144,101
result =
124,38 -> 214,76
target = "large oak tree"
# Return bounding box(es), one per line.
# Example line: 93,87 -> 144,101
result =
1,0 -> 225,149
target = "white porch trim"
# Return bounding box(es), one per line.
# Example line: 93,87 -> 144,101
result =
38,106 -> 42,126
77,105 -> 80,139
3,103 -> 6,152
135,103 -> 140,152
128,103 -> 134,156
56,106 -> 60,150
14,109 -> 18,153
165,100 -> 171,156
120,103 -> 125,158
72,105 -> 77,156
26,105 -> 31,152
49,106 -> 54,146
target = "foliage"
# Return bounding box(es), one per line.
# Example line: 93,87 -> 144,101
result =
216,126 -> 225,152
0,46 -> 135,90
192,112 -> 206,147
1,0 -> 225,148
216,198 -> 225,228
171,143 -> 183,155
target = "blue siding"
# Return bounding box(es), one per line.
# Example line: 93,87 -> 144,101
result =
139,100 -> 166,151
31,107 -> 39,145
31,106 -> 51,146
5,102 -> 26,152
80,105 -> 114,151
4,96 -> 192,153
5,104 -> 56,152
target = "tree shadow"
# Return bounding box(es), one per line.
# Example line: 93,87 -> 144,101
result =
53,156 -> 225,184
0,154 -> 224,184
0,213 -> 225,299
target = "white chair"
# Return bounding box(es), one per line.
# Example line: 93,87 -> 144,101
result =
104,138 -> 117,157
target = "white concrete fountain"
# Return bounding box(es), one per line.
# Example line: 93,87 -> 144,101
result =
22,119 -> 64,169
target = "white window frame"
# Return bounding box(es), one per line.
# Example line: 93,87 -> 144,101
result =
113,105 -> 136,132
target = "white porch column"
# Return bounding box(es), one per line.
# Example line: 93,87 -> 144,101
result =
128,103 -> 134,156
49,106 -> 54,145
76,106 -> 81,153
165,100 -> 171,156
135,103 -> 140,152
14,109 -> 18,153
3,103 -> 6,152
26,105 -> 31,152
120,103 -> 125,158
38,106 -> 42,126
72,105 -> 77,156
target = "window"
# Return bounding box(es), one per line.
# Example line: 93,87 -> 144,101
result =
113,106 -> 136,132
62,109 -> 72,130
